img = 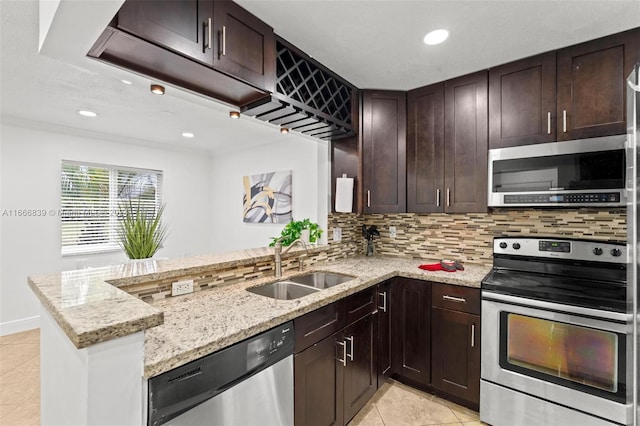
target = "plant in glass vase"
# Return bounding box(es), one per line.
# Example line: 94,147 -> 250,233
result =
117,198 -> 168,259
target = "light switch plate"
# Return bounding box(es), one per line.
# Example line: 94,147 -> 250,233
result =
389,226 -> 397,238
333,227 -> 342,242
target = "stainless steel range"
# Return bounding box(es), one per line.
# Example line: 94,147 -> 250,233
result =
480,237 -> 633,426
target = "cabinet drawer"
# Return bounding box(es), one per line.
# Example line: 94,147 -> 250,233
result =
294,300 -> 344,353
432,284 -> 480,315
345,287 -> 377,325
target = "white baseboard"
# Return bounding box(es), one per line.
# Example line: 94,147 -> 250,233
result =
0,315 -> 40,336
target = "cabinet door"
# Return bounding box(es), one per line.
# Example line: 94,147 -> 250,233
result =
391,278 -> 430,387
342,314 -> 377,424
377,281 -> 392,386
213,0 -> 276,91
362,90 -> 407,213
294,334 -> 344,426
557,29 -> 640,141
407,83 -> 445,213
444,71 -> 488,213
489,53 -> 556,148
431,308 -> 480,408
117,0 -> 214,66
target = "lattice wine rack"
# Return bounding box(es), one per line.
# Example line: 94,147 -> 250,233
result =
242,38 -> 358,140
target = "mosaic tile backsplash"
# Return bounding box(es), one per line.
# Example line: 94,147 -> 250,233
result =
327,209 -> 627,266
121,209 -> 625,301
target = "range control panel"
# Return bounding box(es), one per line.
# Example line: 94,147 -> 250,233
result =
494,237 -> 627,263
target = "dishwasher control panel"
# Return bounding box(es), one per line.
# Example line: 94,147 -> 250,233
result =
247,323 -> 294,370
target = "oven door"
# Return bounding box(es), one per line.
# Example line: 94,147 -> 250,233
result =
481,292 -> 633,425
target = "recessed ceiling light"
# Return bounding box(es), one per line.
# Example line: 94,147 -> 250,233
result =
77,110 -> 97,117
150,84 -> 165,95
229,111 -> 241,119
121,79 -> 133,85
280,127 -> 289,134
181,132 -> 195,138
423,29 -> 449,45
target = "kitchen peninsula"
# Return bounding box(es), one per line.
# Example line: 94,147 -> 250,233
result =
28,245 -> 489,425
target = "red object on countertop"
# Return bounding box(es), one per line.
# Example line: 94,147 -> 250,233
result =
419,263 -> 456,272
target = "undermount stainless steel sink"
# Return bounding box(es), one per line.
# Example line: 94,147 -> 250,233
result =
288,271 -> 354,289
247,272 -> 355,300
246,281 -> 320,300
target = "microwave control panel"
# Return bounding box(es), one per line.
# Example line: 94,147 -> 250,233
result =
503,192 -> 621,205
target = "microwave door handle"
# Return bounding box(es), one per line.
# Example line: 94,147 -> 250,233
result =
549,187 -> 565,191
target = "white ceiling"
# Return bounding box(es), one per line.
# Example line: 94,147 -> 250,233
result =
1,0 -> 639,153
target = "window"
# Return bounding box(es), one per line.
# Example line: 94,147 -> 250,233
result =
60,161 -> 163,255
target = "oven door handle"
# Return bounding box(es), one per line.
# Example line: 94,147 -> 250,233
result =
482,291 -> 632,323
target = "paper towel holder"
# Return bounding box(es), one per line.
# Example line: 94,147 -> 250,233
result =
335,173 -> 354,213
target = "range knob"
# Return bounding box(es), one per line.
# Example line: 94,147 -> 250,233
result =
611,248 -> 622,257
593,247 -> 603,256
499,242 -> 508,249
512,243 -> 521,250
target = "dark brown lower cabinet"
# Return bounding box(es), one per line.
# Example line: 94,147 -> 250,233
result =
342,314 -> 377,423
294,288 -> 377,426
294,333 -> 343,426
431,308 -> 480,409
377,280 -> 392,385
391,278 -> 431,388
431,284 -> 481,410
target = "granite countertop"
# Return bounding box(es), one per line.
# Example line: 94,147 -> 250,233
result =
28,248 -> 491,378
27,245 -> 318,349
144,256 -> 490,378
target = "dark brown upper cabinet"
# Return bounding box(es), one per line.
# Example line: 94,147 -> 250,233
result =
90,0 -> 275,107
407,83 -> 445,213
212,0 -> 275,91
116,0 -> 215,66
444,71 -> 488,213
116,0 -> 275,90
557,29 -> 640,141
489,28 -> 640,148
361,90 -> 407,214
489,53 -> 556,149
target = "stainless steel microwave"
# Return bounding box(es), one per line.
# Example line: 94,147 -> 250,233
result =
488,135 -> 627,207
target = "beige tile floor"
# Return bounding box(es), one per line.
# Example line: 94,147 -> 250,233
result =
349,380 -> 484,426
0,328 -> 40,426
0,328 -> 484,426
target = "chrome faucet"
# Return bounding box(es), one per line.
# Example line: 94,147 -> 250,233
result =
274,238 -> 309,277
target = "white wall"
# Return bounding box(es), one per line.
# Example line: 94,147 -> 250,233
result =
210,133 -> 329,252
0,122 -> 214,334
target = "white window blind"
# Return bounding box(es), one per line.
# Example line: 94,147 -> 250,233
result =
61,161 -> 163,256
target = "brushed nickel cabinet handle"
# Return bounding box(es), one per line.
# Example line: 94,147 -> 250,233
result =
446,188 -> 451,207
471,324 -> 476,348
443,295 -> 466,303
367,190 -> 371,208
205,18 -> 212,50
221,25 -> 226,57
563,110 -> 567,133
378,291 -> 387,312
547,112 -> 551,134
345,336 -> 354,361
436,189 -> 441,207
337,341 -> 347,366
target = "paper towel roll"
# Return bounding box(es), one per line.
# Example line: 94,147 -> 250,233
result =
335,176 -> 354,212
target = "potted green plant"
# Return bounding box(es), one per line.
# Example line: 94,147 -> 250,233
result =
117,198 -> 168,259
269,218 -> 323,247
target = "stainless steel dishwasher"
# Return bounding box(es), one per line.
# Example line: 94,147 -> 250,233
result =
148,321 -> 294,426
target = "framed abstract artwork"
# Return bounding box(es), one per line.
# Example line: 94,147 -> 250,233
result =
242,170 -> 292,223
